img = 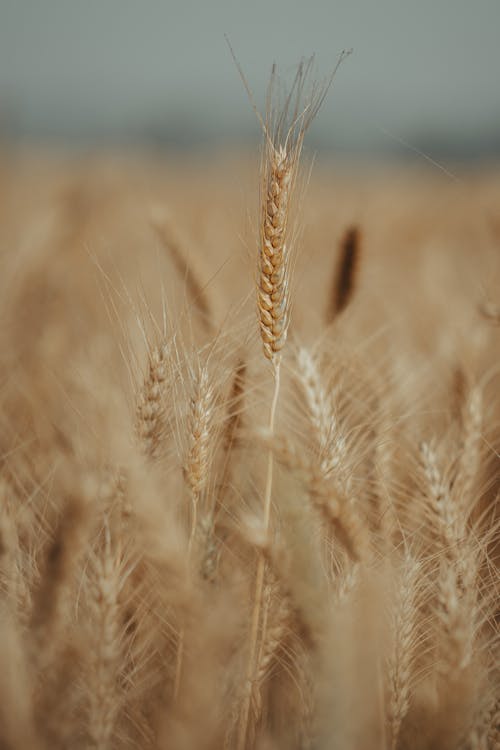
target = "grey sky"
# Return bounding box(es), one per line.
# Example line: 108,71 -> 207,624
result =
1,0 -> 499,156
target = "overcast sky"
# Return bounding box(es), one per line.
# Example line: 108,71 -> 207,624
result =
1,0 -> 499,156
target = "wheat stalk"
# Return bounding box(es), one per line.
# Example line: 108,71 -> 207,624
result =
234,53 -> 351,748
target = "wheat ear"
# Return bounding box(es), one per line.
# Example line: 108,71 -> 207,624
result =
175,362 -> 214,700
152,211 -> 213,333
265,432 -> 369,562
420,441 -> 478,676
184,362 -> 215,553
296,346 -> 346,479
294,347 -> 369,560
386,553 -> 420,749
326,224 -> 361,323
136,341 -> 170,459
87,516 -> 128,750
218,357 -> 246,500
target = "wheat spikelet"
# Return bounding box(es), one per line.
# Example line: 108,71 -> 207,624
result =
136,341 -> 170,459
184,362 -> 215,519
198,512 -> 219,583
295,346 -> 347,479
87,515 -> 128,750
296,346 -> 333,443
420,441 -> 478,677
420,440 -> 462,549
386,552 -> 421,749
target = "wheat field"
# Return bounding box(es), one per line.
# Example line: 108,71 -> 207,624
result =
0,66 -> 499,750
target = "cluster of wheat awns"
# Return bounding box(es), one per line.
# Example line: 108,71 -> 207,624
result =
0,58 -> 499,750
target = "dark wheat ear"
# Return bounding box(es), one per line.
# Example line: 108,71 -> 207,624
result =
326,224 -> 361,324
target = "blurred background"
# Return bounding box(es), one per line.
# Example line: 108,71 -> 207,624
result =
1,0 -> 499,160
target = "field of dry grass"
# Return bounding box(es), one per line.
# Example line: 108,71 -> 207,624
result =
0,129 -> 499,750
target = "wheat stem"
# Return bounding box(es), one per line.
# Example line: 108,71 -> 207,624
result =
237,360 -> 281,750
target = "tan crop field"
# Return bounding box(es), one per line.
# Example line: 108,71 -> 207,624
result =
0,76 -> 499,749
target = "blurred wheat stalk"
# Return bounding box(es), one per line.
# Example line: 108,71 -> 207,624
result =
0,55 -> 498,750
